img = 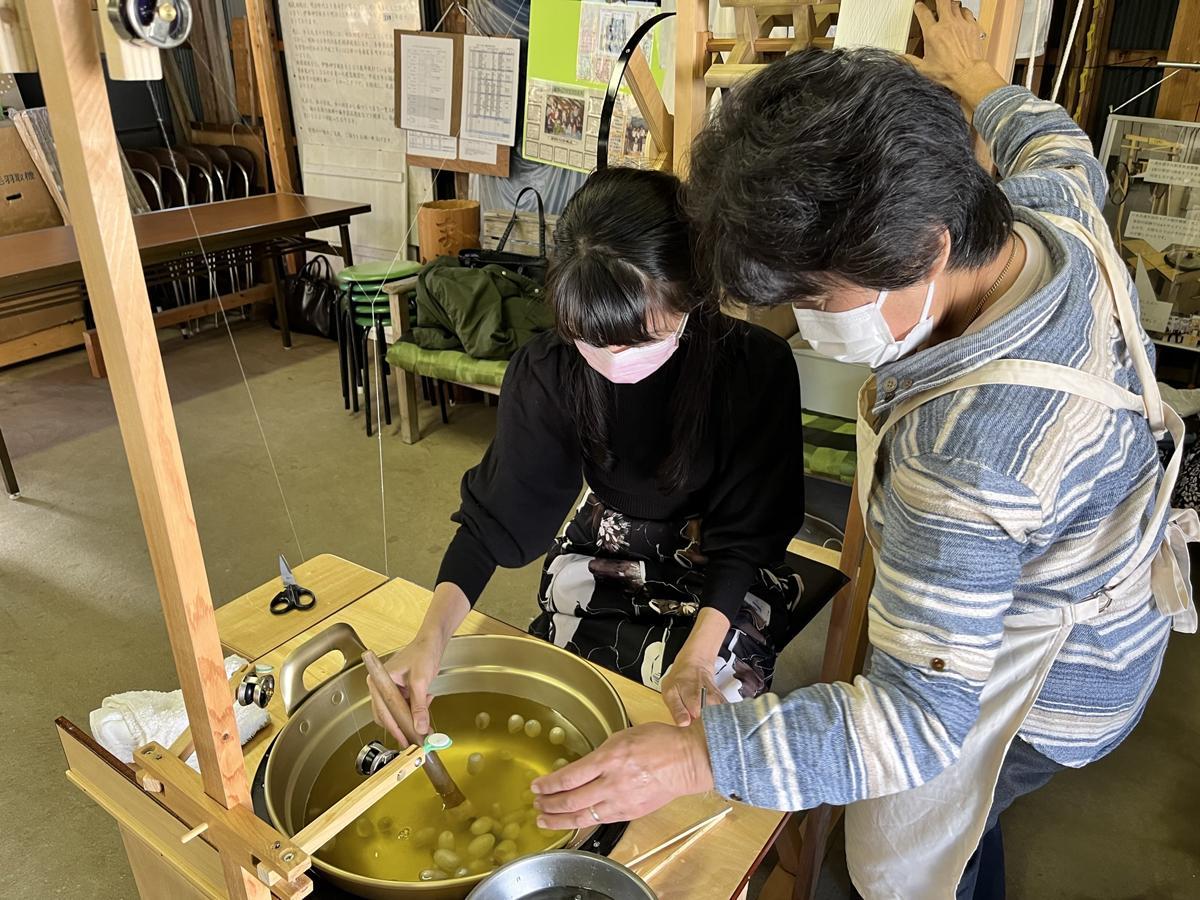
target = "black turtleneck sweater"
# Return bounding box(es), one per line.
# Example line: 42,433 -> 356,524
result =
436,319 -> 805,621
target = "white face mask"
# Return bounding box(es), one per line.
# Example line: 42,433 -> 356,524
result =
792,282 -> 936,368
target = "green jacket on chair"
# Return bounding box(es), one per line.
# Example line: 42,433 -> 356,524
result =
410,256 -> 553,360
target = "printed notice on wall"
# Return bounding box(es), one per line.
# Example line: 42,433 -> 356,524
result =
1126,211 -> 1200,251
459,138 -> 499,165
1140,159 -> 1200,189
523,78 -> 649,173
277,0 -> 420,149
460,35 -> 520,146
277,0 -> 426,262
576,1 -> 656,85
407,131 -> 458,159
399,34 -> 456,135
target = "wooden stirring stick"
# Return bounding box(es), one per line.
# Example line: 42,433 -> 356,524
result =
362,650 -> 467,809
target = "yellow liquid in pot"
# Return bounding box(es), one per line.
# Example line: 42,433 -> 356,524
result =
303,692 -> 588,883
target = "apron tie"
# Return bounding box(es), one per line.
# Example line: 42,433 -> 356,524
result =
1152,506 -> 1200,633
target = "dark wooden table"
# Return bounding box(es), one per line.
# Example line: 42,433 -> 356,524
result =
0,194 -> 371,374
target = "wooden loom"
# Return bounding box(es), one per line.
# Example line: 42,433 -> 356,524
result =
25,1 -> 1019,899
24,2 -> 430,898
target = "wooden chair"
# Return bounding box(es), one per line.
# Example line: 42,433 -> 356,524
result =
383,277 -> 507,444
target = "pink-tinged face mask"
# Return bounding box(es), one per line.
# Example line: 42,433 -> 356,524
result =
574,314 -> 689,384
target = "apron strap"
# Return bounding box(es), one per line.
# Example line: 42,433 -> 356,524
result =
1046,212 -> 1167,435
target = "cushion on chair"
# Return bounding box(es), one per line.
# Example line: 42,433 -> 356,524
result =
338,259 -> 422,286
802,411 -> 857,486
387,341 -> 508,388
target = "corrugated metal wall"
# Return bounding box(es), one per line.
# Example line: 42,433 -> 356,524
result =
1090,0 -> 1180,146
1108,0 -> 1179,51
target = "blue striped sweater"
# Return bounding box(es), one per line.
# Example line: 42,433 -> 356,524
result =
702,86 -> 1174,810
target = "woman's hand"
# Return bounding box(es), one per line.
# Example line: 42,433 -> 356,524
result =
368,632 -> 445,739
367,582 -> 470,740
660,607 -> 730,726
660,652 -> 724,726
530,720 -> 715,828
909,1 -> 1008,113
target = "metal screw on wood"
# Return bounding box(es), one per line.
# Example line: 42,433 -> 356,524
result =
282,851 -> 296,863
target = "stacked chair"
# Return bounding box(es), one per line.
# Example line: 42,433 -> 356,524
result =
122,143 -> 261,329
336,260 -> 422,436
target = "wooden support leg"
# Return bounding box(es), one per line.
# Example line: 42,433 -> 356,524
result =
338,223 -> 355,267
396,367 -> 421,444
270,252 -> 293,349
83,327 -> 107,379
0,425 -> 19,499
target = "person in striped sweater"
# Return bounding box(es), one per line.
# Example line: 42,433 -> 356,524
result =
532,3 -> 1195,898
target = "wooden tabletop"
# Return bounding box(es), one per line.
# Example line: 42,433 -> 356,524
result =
0,193 -> 371,298
215,554 -> 389,661
230,568 -> 785,900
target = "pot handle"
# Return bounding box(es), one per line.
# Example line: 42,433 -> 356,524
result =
280,622 -> 368,714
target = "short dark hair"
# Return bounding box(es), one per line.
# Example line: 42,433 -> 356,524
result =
686,48 -> 1013,306
548,167 -> 723,492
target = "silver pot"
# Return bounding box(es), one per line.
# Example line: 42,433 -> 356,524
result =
467,850 -> 655,900
262,623 -> 628,899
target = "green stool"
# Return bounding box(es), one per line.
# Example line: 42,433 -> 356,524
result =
335,260 -> 419,435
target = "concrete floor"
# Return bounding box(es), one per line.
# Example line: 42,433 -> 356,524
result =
1,321 -> 1196,899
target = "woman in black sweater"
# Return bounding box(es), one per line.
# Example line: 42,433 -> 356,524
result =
370,168 -> 808,731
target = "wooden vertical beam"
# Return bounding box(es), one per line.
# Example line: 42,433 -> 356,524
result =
1156,0 -> 1200,122
979,0 -> 1022,82
26,3 -> 266,898
244,0 -> 296,192
673,0 -> 712,176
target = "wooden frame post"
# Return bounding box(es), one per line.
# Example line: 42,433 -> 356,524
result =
244,0 -> 296,193
673,0 -> 712,176
27,3 -> 267,897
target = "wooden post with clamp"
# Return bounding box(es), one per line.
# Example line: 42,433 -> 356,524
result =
22,2 -> 428,897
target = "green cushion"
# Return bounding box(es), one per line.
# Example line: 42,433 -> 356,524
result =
338,259 -> 421,286
354,315 -> 391,328
802,411 -> 857,485
387,341 -> 508,388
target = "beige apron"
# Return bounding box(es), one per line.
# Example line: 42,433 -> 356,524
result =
844,215 -> 1198,899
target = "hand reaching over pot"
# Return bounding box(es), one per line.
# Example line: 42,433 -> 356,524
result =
530,720 -> 715,827
368,582 -> 470,739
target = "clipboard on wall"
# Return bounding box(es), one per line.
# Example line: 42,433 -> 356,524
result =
394,29 -> 512,177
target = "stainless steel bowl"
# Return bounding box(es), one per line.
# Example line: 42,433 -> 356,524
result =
466,850 -> 655,900
262,623 -> 629,899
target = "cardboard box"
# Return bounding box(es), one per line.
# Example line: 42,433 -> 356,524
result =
0,124 -> 63,237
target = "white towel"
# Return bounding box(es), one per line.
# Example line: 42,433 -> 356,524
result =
90,655 -> 270,771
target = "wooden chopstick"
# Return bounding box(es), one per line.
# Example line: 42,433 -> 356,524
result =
638,808 -> 730,882
626,805 -> 732,869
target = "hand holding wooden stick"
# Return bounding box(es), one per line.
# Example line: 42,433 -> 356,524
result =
362,650 -> 466,809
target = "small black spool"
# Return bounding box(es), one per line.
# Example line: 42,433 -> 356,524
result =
355,740 -> 399,777
236,672 -> 275,709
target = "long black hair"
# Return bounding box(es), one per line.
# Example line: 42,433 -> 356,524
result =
548,167 -> 722,493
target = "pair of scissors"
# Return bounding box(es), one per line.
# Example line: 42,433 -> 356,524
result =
270,554 -> 317,615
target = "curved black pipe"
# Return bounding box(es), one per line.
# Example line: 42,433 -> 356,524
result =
596,11 -> 676,170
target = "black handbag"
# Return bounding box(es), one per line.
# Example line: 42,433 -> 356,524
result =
459,187 -> 549,284
274,254 -> 338,340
